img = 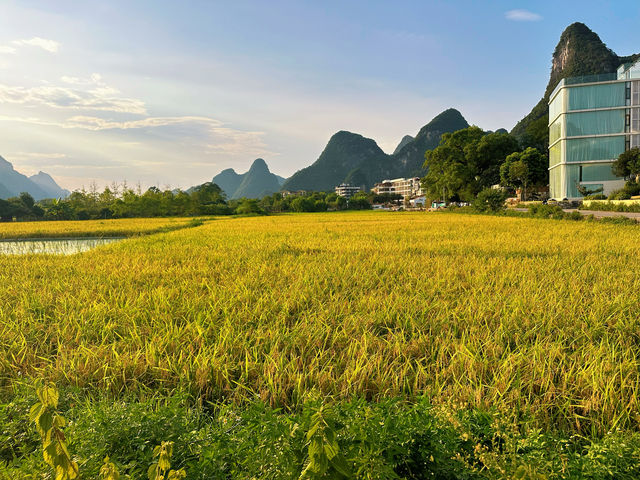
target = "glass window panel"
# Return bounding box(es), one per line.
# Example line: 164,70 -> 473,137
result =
549,90 -> 565,122
633,81 -> 640,106
549,116 -> 563,144
549,167 -> 562,199
565,109 -> 625,136
632,108 -> 640,132
565,165 -> 581,198
581,163 -> 621,182
549,141 -> 562,167
566,136 -> 626,162
568,83 -> 626,110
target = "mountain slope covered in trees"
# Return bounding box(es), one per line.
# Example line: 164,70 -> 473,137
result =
282,131 -> 394,191
282,109 -> 470,191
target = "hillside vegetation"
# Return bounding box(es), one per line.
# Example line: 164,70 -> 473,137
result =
282,109 -> 469,191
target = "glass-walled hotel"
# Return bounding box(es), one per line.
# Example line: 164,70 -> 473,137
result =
548,61 -> 640,199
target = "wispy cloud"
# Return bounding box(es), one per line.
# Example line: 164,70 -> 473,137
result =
0,114 -> 274,159
0,45 -> 16,54
12,37 -> 60,53
0,79 -> 147,114
61,73 -> 105,86
8,151 -> 68,160
505,9 -> 542,22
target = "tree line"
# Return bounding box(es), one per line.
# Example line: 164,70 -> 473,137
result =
0,182 -> 391,222
2,126 -> 556,222
422,126 -> 548,202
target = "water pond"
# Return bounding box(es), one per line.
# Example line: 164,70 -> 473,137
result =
0,237 -> 124,255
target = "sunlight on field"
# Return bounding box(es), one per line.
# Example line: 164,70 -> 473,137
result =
0,217 -> 196,239
2,211 -> 640,433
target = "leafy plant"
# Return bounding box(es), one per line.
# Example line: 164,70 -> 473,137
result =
148,441 -> 186,480
29,382 -> 78,480
300,404 -> 350,479
100,456 -> 122,480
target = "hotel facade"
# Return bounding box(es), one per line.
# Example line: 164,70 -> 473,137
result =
372,177 -> 424,198
548,61 -> 640,200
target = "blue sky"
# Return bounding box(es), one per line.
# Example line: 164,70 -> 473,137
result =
0,1 -> 639,190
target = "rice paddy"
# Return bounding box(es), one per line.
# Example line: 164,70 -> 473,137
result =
0,237 -> 124,255
2,211 -> 640,436
0,217 -> 195,239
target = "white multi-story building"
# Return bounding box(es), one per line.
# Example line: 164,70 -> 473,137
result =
281,190 -> 307,197
372,177 -> 423,198
334,183 -> 363,199
548,59 -> 640,199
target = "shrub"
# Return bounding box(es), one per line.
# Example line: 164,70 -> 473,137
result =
608,181 -> 640,200
527,203 -> 564,219
10,387 -> 640,480
473,188 -> 506,213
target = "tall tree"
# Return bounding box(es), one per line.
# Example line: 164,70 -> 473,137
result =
422,127 -> 519,201
500,147 -> 548,200
612,147 -> 640,180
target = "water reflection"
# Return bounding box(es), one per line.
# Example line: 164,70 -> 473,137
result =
0,237 -> 124,255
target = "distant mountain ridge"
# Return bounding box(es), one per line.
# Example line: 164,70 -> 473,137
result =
30,171 -> 71,199
282,131 -> 394,192
511,22 -> 640,149
393,135 -> 414,155
0,155 -> 69,200
211,158 -> 282,199
282,108 -> 470,191
393,109 -> 470,177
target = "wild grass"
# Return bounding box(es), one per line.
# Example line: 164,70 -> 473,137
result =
2,211 -> 640,436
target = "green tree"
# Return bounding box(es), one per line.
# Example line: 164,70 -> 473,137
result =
291,197 -> 315,212
327,194 -> 347,211
500,147 -> 547,200
347,192 -> 371,210
19,192 -> 35,210
466,131 -> 520,191
0,198 -> 14,221
423,127 -> 519,201
612,147 -> 640,180
235,198 -> 265,215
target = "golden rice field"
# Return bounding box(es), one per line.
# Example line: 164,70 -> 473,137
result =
2,211 -> 640,434
0,217 -> 195,239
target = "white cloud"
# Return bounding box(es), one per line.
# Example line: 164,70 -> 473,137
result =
0,82 -> 147,114
0,45 -> 16,54
8,151 -> 68,160
61,73 -> 104,86
0,114 -> 274,159
12,37 -> 60,53
505,9 -> 542,22
62,115 -> 272,156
